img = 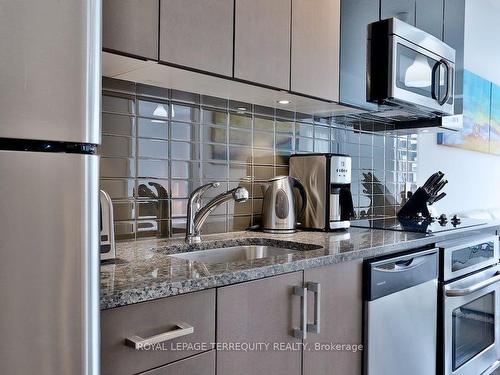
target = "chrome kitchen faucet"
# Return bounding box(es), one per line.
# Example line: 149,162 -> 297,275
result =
185,182 -> 249,244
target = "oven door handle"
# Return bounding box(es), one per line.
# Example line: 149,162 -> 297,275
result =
445,272 -> 500,297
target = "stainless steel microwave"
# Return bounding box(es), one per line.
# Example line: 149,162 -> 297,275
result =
367,18 -> 456,116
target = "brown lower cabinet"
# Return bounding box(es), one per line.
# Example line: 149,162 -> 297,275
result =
101,261 -> 363,375
217,272 -> 303,375
303,260 -> 363,375
139,350 -> 215,375
101,289 -> 215,375
217,261 -> 363,375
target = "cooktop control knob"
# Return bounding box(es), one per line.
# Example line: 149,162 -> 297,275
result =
438,214 -> 448,225
451,215 -> 461,225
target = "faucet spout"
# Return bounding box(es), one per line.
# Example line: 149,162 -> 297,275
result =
194,187 -> 249,234
185,185 -> 249,244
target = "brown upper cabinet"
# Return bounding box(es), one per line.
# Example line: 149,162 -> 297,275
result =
339,0 -> 380,109
443,0 -> 465,114
382,0 -> 444,39
416,0 -> 444,39
234,0 -> 292,90
291,0 -> 341,101
380,0 -> 416,24
103,0 -> 344,101
159,0 -> 234,77
103,0 -> 159,60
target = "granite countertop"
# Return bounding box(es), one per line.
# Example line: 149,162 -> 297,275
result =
101,223 -> 500,310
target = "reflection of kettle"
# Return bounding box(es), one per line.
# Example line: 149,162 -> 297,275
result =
261,176 -> 307,233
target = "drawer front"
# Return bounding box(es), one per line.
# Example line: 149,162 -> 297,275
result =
140,350 -> 215,375
101,289 -> 215,375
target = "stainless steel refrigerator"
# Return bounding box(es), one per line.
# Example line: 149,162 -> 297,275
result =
0,1 -> 101,374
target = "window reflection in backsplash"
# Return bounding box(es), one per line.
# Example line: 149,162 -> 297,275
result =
101,77 -> 418,240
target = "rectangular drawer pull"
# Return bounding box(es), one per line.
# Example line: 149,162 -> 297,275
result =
125,322 -> 194,349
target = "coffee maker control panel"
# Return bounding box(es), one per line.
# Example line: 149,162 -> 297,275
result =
330,156 -> 351,184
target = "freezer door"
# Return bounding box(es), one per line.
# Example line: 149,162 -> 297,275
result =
0,151 -> 100,375
0,0 -> 101,144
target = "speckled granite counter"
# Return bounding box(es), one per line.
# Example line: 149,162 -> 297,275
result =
101,224 -> 500,310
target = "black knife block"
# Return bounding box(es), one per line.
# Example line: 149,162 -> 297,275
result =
397,187 -> 431,219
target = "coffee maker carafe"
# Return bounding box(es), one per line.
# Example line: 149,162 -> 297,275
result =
289,153 -> 354,230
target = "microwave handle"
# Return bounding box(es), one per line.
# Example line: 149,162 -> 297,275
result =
432,59 -> 453,106
440,59 -> 453,105
431,61 -> 440,102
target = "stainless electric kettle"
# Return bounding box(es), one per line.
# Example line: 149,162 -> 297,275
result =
261,176 -> 307,233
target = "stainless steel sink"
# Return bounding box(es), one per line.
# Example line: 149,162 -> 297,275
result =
171,245 -> 299,264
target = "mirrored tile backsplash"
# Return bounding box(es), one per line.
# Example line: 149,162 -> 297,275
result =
101,77 -> 418,240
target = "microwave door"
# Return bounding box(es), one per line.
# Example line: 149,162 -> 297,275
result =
389,35 -> 455,115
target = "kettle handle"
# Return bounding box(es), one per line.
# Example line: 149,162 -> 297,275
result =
290,177 -> 307,220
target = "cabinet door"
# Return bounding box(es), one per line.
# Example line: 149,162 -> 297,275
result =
103,0 -> 159,60
381,0 -> 416,24
303,260 -> 363,375
443,0 -> 465,114
339,0 -> 379,109
159,0 -> 234,77
217,272 -> 303,375
416,0 -> 444,39
291,0 -> 341,101
234,0 -> 291,90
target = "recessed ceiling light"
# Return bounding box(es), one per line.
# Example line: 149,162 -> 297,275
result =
277,99 -> 291,105
421,129 -> 430,133
237,107 -> 247,111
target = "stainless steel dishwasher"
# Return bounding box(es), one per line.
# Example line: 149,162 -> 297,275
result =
364,248 -> 439,375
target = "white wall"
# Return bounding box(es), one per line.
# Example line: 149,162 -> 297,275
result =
417,0 -> 500,214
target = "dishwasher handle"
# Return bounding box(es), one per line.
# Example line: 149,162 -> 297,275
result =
365,249 -> 438,301
372,249 -> 437,273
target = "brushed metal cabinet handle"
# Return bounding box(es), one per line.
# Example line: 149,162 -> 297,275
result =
307,282 -> 321,334
293,286 -> 308,339
125,322 -> 194,349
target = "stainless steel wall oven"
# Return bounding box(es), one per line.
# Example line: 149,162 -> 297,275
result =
438,235 -> 500,375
